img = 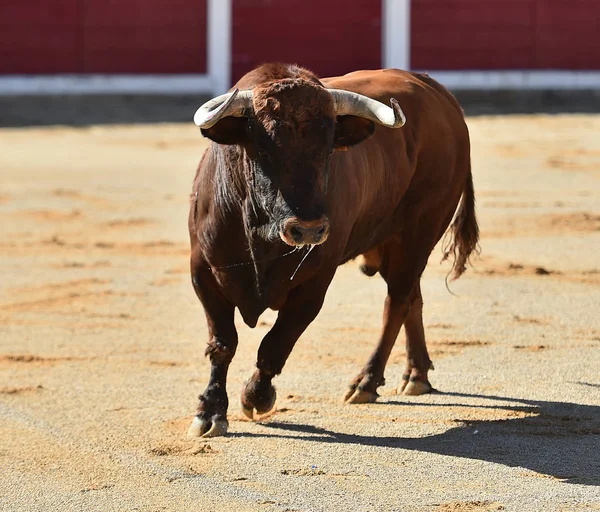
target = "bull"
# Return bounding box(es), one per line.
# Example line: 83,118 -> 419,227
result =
187,63 -> 479,437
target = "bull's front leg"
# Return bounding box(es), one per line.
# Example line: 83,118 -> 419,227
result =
187,263 -> 238,438
241,273 -> 334,419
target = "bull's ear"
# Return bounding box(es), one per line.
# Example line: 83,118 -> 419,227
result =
200,117 -> 250,145
334,116 -> 375,149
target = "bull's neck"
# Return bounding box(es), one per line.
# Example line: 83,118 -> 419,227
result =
208,143 -> 286,296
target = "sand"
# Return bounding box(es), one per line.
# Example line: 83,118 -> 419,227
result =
1,115 -> 599,512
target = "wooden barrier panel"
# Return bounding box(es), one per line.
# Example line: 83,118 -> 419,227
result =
231,0 -> 381,82
536,0 -> 600,69
411,0 -> 600,71
83,0 -> 207,73
411,0 -> 537,70
0,0 -> 81,73
0,0 -> 207,74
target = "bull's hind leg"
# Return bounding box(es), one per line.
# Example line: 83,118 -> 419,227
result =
344,238 -> 435,404
187,252 -> 238,438
344,287 -> 410,403
399,281 -> 433,395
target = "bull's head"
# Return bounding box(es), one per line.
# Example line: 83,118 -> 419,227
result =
193,74 -> 405,247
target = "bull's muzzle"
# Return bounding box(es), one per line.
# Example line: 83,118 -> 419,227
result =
281,216 -> 330,246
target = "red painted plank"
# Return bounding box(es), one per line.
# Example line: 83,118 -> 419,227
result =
411,0 -> 537,70
0,0 -> 79,25
0,0 -> 81,73
83,0 -> 207,73
232,0 -> 381,82
0,31 -> 80,73
536,0 -> 600,69
84,0 -> 205,27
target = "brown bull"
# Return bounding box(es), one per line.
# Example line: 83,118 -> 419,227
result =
187,63 -> 479,437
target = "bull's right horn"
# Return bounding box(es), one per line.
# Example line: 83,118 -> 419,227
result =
193,89 -> 254,129
329,89 -> 406,128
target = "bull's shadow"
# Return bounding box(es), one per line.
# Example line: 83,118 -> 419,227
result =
237,387 -> 600,486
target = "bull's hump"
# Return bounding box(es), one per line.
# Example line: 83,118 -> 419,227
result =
322,69 -> 416,103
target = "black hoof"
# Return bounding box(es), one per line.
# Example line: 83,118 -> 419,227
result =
241,377 -> 277,418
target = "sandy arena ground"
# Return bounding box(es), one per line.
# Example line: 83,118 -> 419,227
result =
1,115 -> 599,511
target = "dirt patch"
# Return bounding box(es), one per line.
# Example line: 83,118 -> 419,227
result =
473,258 -> 600,285
513,345 -> 549,351
8,278 -> 111,295
0,291 -> 118,313
0,355 -> 84,366
148,277 -> 183,287
101,217 -> 156,228
476,262 -> 560,277
15,209 -> 83,221
0,385 -> 44,395
390,340 -> 489,364
486,212 -> 600,238
546,156 -> 599,172
513,315 -> 548,325
437,501 -> 504,511
148,360 -> 185,367
148,442 -> 215,457
281,467 -> 326,476
541,212 -> 600,232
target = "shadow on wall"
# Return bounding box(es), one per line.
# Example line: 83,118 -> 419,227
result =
1,90 -> 600,127
239,390 -> 600,486
0,94 -> 211,127
454,90 -> 600,116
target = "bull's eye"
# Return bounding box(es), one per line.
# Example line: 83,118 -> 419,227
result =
257,149 -> 268,159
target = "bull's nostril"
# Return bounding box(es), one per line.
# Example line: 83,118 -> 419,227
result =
290,226 -> 303,242
317,226 -> 326,236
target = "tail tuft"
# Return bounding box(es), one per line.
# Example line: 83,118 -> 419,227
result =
442,166 -> 480,280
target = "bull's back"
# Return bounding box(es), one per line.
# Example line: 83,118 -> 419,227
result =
322,69 -> 471,262
322,69 -> 467,146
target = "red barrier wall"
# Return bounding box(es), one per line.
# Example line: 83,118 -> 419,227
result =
1,0 -> 598,75
231,0 -> 381,81
411,0 -> 600,70
0,0 -> 207,74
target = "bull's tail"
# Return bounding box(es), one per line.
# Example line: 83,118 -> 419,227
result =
442,163 -> 480,280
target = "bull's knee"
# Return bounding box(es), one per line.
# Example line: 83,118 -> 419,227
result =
205,337 -> 237,364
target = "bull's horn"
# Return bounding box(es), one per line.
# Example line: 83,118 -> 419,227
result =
193,89 -> 253,129
329,89 -> 406,128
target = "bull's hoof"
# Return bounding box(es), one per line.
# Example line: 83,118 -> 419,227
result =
241,405 -> 254,420
343,388 -> 378,404
187,416 -> 228,438
399,379 -> 432,396
241,382 -> 277,420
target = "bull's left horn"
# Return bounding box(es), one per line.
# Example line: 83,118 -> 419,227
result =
193,89 -> 254,129
329,89 -> 406,128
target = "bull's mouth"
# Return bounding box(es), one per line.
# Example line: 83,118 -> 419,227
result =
280,216 -> 330,246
